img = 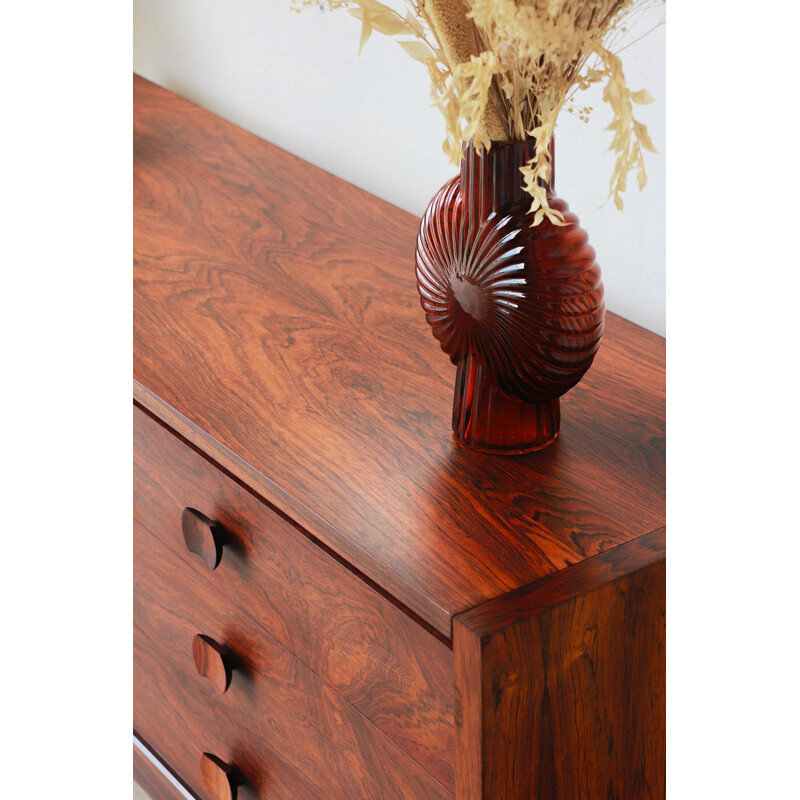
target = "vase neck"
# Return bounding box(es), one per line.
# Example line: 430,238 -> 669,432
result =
460,139 -> 554,220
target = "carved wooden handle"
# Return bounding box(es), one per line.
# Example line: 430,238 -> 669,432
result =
200,753 -> 242,800
181,507 -> 226,570
192,634 -> 235,693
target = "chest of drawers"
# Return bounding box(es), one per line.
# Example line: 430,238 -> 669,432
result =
133,74 -> 665,800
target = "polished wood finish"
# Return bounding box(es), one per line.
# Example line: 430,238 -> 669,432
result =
134,404 -> 455,790
201,754 -> 242,800
134,519 -> 453,799
192,634 -> 235,693
182,508 -> 227,571
133,74 -> 665,799
134,74 -> 665,638
454,528 -> 665,800
134,735 -> 197,800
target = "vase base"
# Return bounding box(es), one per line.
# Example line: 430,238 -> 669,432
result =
453,431 -> 559,456
452,353 -> 560,455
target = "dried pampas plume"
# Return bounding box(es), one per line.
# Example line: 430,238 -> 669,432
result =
292,0 -> 662,224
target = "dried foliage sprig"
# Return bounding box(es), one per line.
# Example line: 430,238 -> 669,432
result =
292,0 -> 662,224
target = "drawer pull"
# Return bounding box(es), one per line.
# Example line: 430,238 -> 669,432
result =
200,753 -> 242,800
193,634 -> 235,693
181,507 -> 226,570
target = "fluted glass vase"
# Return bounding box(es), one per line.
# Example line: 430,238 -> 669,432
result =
415,140 -> 605,454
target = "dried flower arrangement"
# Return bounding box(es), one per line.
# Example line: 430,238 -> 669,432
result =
293,0 -> 662,224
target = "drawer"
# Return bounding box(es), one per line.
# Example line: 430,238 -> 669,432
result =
133,405 -> 455,790
134,519 -> 454,800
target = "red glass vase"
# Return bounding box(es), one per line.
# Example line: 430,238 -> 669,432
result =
415,140 -> 605,454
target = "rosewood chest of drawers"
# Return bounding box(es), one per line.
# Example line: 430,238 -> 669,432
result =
133,74 -> 666,800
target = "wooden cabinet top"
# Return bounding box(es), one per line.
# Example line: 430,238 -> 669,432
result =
133,74 -> 665,639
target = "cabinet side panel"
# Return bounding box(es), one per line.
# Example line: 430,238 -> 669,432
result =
453,624 -> 483,800
455,554 -> 665,799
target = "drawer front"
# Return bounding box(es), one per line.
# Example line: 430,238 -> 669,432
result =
134,519 -> 453,800
133,405 -> 455,790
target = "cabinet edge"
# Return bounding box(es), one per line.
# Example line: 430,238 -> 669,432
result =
134,733 -> 199,800
454,526 -> 665,638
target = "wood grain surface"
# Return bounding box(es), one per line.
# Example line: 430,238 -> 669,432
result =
134,519 -> 454,800
453,529 -> 665,799
133,74 -> 665,638
134,405 -> 455,790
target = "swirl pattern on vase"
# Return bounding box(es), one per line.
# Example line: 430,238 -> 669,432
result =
415,141 -> 605,451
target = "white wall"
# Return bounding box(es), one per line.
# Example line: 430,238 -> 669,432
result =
133,0 -> 665,335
